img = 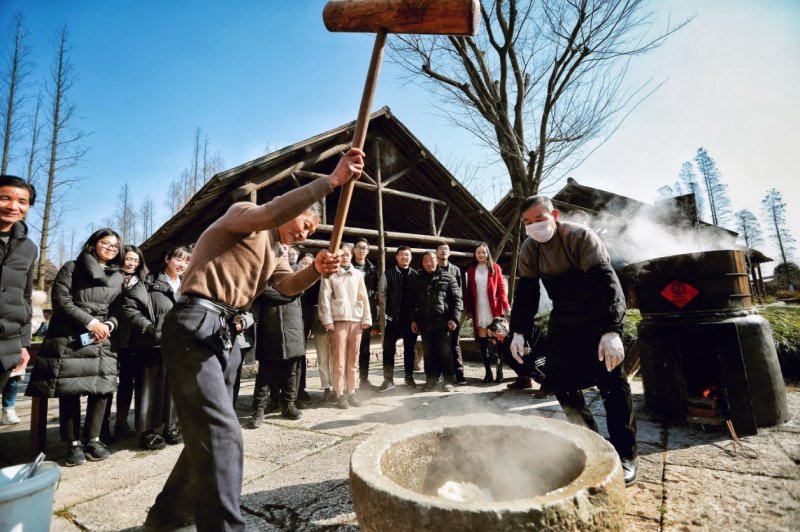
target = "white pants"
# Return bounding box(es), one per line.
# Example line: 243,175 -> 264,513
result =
314,332 -> 333,390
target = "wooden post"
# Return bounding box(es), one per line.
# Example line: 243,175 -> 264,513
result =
374,138 -> 386,336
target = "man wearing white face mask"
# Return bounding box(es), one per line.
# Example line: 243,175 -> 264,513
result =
508,195 -> 638,486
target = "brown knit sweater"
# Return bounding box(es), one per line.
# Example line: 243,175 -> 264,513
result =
180,178 -> 333,309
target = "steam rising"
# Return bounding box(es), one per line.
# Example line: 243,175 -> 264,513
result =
559,196 -> 738,268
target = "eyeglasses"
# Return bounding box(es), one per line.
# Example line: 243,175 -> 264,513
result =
98,241 -> 120,250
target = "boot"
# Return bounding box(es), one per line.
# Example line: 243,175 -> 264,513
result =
482,359 -> 494,383
495,361 -> 504,382
421,375 -> 438,392
247,409 -> 264,429
281,402 -> 302,420
479,337 -> 493,383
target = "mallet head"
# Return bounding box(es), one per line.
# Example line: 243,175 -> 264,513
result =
324,0 -> 481,36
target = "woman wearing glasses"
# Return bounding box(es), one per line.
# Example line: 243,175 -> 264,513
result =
27,228 -> 125,466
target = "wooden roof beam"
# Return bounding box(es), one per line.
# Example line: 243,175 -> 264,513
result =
230,142 -> 350,201
312,224 -> 482,247
293,170 -> 446,206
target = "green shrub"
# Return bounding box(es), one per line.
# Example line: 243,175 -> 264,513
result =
758,306 -> 800,378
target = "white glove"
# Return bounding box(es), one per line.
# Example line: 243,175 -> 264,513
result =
598,332 -> 625,372
510,333 -> 525,365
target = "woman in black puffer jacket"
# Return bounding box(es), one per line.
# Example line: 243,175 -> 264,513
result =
119,245 -> 191,450
27,228 -> 125,466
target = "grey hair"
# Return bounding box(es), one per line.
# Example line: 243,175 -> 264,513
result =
421,249 -> 437,260
304,202 -> 322,221
340,242 -> 354,252
519,195 -> 554,214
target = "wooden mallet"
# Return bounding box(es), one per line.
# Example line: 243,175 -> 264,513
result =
322,0 -> 480,254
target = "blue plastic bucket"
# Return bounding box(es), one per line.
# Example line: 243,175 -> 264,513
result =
0,461 -> 61,530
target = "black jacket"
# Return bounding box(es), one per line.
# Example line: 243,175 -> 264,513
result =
409,268 -> 463,333
0,221 -> 37,372
118,273 -> 178,352
352,257 -> 378,321
255,286 -> 305,361
26,252 -> 124,397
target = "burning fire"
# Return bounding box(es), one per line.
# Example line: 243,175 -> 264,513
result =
702,386 -> 719,399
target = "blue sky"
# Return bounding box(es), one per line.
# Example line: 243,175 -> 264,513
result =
2,1 -> 799,270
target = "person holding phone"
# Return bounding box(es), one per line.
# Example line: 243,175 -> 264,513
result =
27,229 -> 125,467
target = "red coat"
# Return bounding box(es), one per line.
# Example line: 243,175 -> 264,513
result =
464,263 -> 510,336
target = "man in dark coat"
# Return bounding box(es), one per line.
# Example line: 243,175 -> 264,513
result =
0,175 -> 37,411
248,282 -> 306,427
377,245 -> 418,392
352,237 -> 378,389
436,242 -> 466,384
509,195 -> 638,486
410,250 -> 463,392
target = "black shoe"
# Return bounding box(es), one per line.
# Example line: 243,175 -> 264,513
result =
247,409 -> 264,429
298,390 -> 312,402
85,439 -> 112,461
114,423 -> 136,439
378,380 -> 395,393
360,379 -> 378,391
622,458 -> 638,486
139,432 -> 167,451
421,377 -> 438,392
165,428 -> 183,445
454,371 -> 467,385
404,376 -> 417,389
507,377 -> 533,390
495,363 -> 504,382
321,388 -> 333,403
281,402 -> 303,420
336,395 -> 350,409
347,393 -> 362,407
483,370 -> 493,383
65,443 -> 86,467
265,397 -> 281,414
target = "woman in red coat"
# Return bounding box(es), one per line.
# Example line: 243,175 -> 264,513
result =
464,242 -> 510,382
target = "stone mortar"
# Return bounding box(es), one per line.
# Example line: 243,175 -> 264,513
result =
349,414 -> 626,531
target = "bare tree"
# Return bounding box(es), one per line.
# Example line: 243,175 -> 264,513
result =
139,196 -> 155,241
191,126 -> 201,193
24,91 -> 43,183
1,12 -> 34,174
734,209 -> 763,249
678,160 -> 704,221
388,0 -> 689,268
761,188 -> 795,266
114,182 -> 135,245
36,26 -> 88,290
694,147 -> 731,228
164,178 -> 183,217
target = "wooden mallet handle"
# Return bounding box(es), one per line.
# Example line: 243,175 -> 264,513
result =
327,29 -> 387,254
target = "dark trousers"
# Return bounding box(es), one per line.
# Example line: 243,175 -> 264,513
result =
148,302 -> 245,531
358,326 -> 372,381
450,323 -> 463,376
136,349 -> 178,434
59,394 -> 109,442
382,320 -> 417,382
555,366 -> 638,460
421,331 -> 455,381
252,357 -> 300,410
115,349 -> 139,428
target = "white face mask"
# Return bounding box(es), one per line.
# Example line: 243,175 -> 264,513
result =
525,220 -> 556,243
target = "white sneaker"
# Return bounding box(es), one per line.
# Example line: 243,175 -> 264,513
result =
1,408 -> 20,425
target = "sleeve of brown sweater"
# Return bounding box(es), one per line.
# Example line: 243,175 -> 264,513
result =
218,178 -> 333,234
271,254 -> 321,298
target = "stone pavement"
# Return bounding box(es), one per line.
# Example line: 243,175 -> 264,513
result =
1,361 -> 799,531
